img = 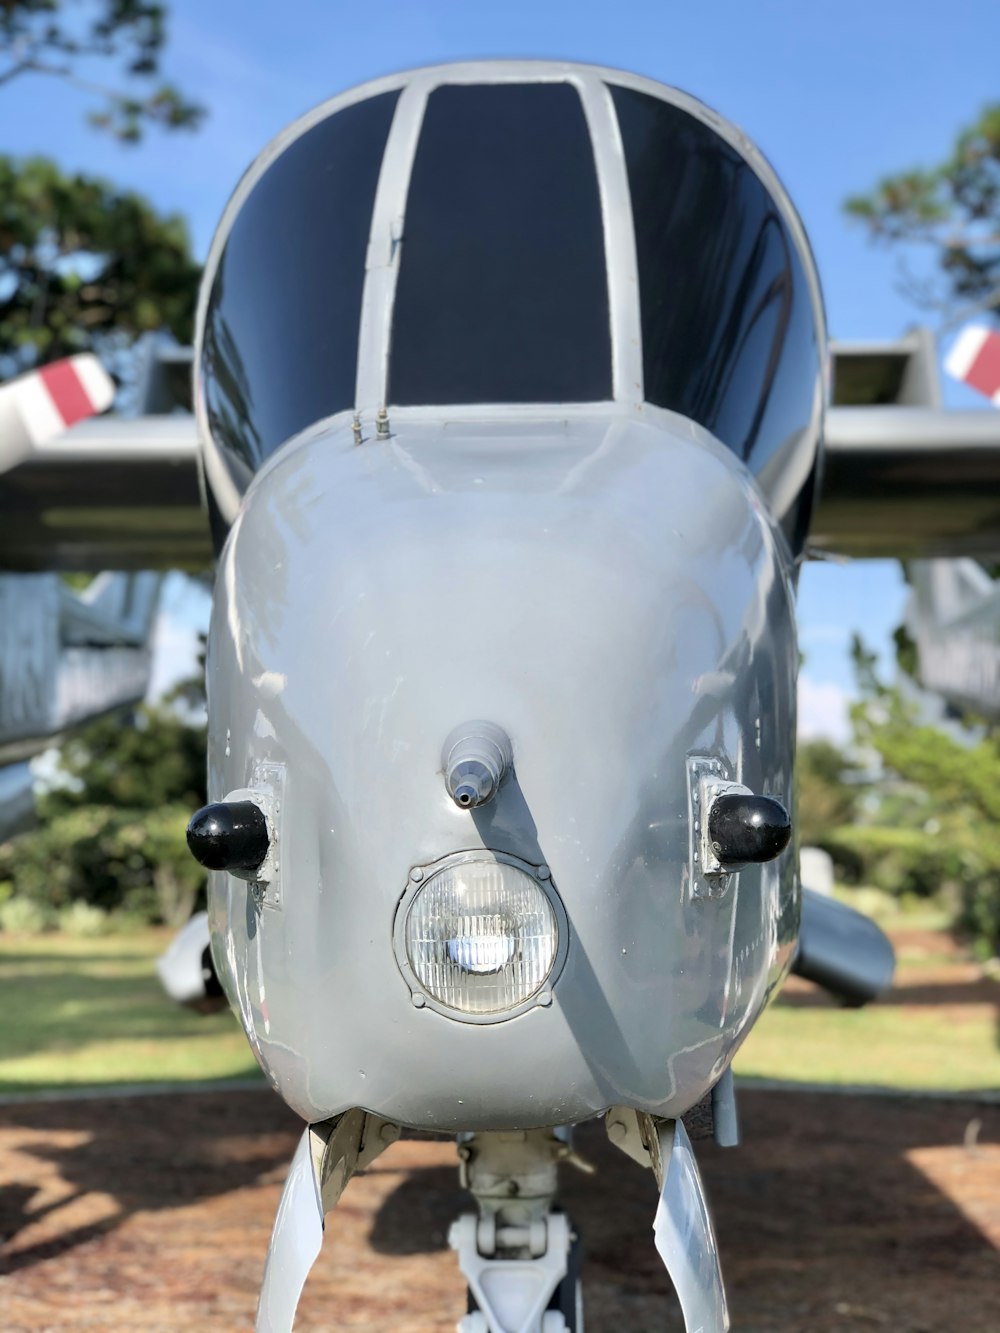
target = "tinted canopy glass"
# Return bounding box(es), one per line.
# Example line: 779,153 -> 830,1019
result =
389,83 -> 612,406
611,85 -> 822,548
201,92 -> 399,476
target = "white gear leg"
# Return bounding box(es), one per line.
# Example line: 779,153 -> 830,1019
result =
256,1111 -> 401,1333
256,1128 -> 324,1333
653,1119 -> 729,1333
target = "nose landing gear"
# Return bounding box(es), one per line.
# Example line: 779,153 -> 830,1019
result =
451,1211 -> 579,1333
256,1110 -> 728,1333
450,1128 -> 587,1333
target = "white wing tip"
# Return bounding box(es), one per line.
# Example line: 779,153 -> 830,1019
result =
945,324 -> 991,382
69,354 -> 116,414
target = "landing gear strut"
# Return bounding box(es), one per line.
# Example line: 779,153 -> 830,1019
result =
255,1109 -> 728,1333
450,1128 -> 587,1333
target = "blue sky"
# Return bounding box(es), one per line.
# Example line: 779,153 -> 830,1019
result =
6,0 -> 999,736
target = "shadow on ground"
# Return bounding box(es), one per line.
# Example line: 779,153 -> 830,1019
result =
779,978 -> 999,1010
369,1097 -> 1000,1330
0,1088 -> 299,1274
1,1089 -> 997,1331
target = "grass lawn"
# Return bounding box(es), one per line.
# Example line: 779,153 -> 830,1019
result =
735,993 -> 1000,1092
1,913 -> 997,1096
737,909 -> 1000,1092
0,929 -> 261,1093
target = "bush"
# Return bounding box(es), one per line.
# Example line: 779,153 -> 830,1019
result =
0,803 -> 204,927
836,644 -> 1000,958
0,679 -> 208,931
0,897 -> 55,934
58,901 -> 111,937
825,824 -> 956,899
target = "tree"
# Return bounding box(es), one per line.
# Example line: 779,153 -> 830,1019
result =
0,154 -> 200,374
819,639 -> 1000,959
47,699 -> 206,814
845,117 -> 1000,955
0,697 -> 208,928
846,103 -> 1000,325
0,2 -> 203,375
796,739 -> 861,847
0,4 -> 208,930
0,0 -> 203,141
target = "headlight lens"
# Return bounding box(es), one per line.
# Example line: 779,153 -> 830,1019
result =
402,856 -> 558,1015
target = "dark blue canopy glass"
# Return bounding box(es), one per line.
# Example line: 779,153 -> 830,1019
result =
199,72 -> 822,549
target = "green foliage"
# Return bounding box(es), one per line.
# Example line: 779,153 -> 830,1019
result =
0,896 -> 55,934
835,643 -> 1000,959
796,738 -> 861,846
845,101 -> 1000,319
824,823 -> 965,900
58,899 -> 111,936
892,621 -> 920,680
0,155 -> 200,374
0,701 -> 207,929
0,4 -> 202,375
44,702 -> 207,814
0,1 -> 204,141
0,799 -> 204,926
0,4 -> 206,928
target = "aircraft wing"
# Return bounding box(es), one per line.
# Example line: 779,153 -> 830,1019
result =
7,334 -> 1000,570
0,413 -> 210,571
810,405 -> 1000,558
869,326 -> 1000,718
0,354 -> 204,839
902,558 -> 1000,719
0,352 -> 115,468
0,344 -> 210,572
806,330 -> 1000,559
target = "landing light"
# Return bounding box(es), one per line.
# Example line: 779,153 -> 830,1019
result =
396,853 -> 564,1020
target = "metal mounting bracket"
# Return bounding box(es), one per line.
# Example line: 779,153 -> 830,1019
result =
686,755 -> 751,901
224,760 -> 286,907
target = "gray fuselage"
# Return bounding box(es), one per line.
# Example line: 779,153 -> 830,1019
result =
205,404 -> 799,1128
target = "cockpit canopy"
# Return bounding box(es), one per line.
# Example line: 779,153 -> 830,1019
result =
197,63 -> 825,549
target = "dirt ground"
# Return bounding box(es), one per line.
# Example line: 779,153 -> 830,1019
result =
1,1083 -> 997,1333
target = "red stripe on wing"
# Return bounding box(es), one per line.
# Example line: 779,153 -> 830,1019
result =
964,331 -> 1000,400
38,359 -> 95,427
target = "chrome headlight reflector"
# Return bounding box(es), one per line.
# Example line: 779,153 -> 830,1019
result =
394,851 -> 566,1022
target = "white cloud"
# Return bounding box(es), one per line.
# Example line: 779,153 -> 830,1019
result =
798,676 -> 852,744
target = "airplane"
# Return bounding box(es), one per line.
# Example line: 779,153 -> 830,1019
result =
901,328 -> 1000,723
4,58 -> 1000,1333
0,354 -> 164,840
